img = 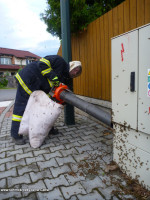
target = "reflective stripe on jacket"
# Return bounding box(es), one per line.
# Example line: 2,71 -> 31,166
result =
15,72 -> 51,97
39,58 -> 53,87
15,73 -> 32,95
12,114 -> 22,122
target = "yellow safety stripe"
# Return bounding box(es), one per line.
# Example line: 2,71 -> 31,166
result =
15,73 -> 32,95
40,58 -> 51,68
12,114 -> 22,122
40,58 -> 52,77
52,76 -> 58,80
47,79 -> 53,87
41,68 -> 52,76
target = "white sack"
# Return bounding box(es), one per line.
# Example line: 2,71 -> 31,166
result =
19,90 -> 62,148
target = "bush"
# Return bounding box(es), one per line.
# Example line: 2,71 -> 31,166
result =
0,76 -> 8,88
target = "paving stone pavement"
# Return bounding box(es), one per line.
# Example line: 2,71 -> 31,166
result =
0,105 -> 138,200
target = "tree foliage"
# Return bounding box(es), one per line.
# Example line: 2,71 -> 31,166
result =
41,0 -> 124,39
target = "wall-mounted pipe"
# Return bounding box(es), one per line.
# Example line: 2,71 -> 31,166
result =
60,90 -> 112,127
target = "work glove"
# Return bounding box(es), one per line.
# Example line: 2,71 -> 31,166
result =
51,76 -> 60,87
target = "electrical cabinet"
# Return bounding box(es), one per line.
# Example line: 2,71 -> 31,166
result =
138,25 -> 150,134
112,23 -> 150,190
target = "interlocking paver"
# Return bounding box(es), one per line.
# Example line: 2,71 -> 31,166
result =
65,172 -> 86,185
6,149 -> 23,157
69,163 -> 79,173
73,153 -> 89,162
78,190 -> 105,200
44,151 -> 62,160
50,165 -> 71,178
60,148 -> 78,157
16,152 -> 33,160
65,141 -> 81,149
33,149 -> 50,156
56,155 -> 76,166
37,188 -> 64,200
0,168 -> 17,179
78,139 -> 94,145
6,158 -> 26,170
80,135 -> 96,141
81,176 -> 106,193
61,182 -> 86,199
30,169 -> 52,182
7,174 -> 31,187
0,146 -> 14,153
15,143 -> 31,150
21,180 -> 46,197
69,196 -> 78,200
26,155 -> 44,165
59,134 -> 73,141
0,143 -> 6,148
0,164 -> 5,172
17,193 -> 37,200
68,137 -> 83,143
0,191 -> 22,199
17,163 -> 39,176
98,185 -> 118,200
0,152 -> 5,158
0,179 -> 6,188
50,144 -> 65,152
0,104 -> 141,200
102,154 -> 113,164
44,174 -> 69,190
40,142 -> 55,149
75,144 -> 93,153
37,158 -> 58,170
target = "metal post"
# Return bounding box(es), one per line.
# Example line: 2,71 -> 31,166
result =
60,0 -> 75,125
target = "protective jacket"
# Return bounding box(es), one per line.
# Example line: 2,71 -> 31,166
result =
11,55 -> 70,139
16,55 -> 70,95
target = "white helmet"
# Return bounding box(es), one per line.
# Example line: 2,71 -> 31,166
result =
69,61 -> 82,78
69,61 -> 82,72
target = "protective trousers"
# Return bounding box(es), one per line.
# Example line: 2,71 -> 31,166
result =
11,84 -> 29,139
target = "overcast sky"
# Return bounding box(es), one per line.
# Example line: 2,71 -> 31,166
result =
0,0 -> 60,57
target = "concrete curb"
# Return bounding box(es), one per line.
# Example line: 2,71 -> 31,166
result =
0,100 -> 14,128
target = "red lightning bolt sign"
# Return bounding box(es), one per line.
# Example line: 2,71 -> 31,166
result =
121,43 -> 124,62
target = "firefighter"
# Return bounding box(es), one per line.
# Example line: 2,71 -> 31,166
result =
11,55 -> 82,145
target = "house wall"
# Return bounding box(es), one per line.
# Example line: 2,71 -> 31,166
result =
12,56 -> 15,65
14,58 -> 26,65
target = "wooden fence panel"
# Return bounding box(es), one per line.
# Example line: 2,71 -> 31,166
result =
108,10 -> 113,100
104,13 -> 110,101
130,0 -> 137,29
113,6 -> 119,36
137,0 -> 145,27
123,0 -> 130,32
145,0 -> 150,24
96,18 -> 102,99
118,3 -> 124,35
58,0 -> 150,102
100,16 -> 106,100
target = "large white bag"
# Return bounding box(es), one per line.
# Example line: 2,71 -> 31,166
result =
19,90 -> 62,148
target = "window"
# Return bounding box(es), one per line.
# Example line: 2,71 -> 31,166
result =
26,59 -> 33,65
0,57 -> 12,65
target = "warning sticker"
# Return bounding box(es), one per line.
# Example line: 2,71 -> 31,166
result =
148,69 -> 150,97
